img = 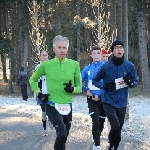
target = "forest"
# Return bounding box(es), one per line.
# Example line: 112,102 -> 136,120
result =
0,0 -> 150,92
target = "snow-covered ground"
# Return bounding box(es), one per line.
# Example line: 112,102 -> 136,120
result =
0,95 -> 150,145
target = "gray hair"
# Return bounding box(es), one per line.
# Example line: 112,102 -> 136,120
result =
53,35 -> 69,49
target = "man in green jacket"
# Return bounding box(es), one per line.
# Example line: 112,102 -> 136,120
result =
29,35 -> 82,150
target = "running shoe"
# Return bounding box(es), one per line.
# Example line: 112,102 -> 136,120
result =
93,145 -> 102,150
42,129 -> 48,136
107,146 -> 114,150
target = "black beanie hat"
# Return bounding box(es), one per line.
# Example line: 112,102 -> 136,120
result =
111,39 -> 124,51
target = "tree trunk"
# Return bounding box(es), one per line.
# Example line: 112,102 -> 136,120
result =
116,0 -> 122,39
137,11 -> 150,91
55,5 -> 61,36
128,1 -> 139,79
22,32 -> 29,69
11,1 -> 20,82
76,0 -> 80,63
121,0 -> 129,121
8,55 -> 14,93
108,0 -> 117,42
122,0 -> 128,59
1,52 -> 8,83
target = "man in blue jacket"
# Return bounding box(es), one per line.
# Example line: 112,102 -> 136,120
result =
81,46 -> 105,150
92,40 -> 138,150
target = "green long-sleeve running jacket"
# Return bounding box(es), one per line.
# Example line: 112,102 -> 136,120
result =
29,57 -> 82,104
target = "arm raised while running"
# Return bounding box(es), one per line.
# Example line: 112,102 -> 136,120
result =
73,61 -> 82,94
92,66 -> 104,89
81,66 -> 89,92
29,62 -> 46,94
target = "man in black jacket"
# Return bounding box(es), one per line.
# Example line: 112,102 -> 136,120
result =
18,67 -> 28,101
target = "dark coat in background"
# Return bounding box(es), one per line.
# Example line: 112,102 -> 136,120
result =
18,70 -> 28,85
18,67 -> 28,101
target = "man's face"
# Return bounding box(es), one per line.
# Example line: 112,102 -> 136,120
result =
39,51 -> 48,62
113,45 -> 124,58
90,50 -> 101,63
53,41 -> 68,59
101,54 -> 109,62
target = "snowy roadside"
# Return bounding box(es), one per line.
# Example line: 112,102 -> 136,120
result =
0,95 -> 150,145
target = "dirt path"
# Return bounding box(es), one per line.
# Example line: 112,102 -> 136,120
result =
0,108 -> 150,150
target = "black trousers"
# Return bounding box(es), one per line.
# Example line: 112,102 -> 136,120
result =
91,113 -> 105,146
103,103 -> 126,150
87,96 -> 106,146
46,104 -> 72,150
40,104 -> 47,130
20,84 -> 28,100
40,104 -> 46,112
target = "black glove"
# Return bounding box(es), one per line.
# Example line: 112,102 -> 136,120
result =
123,75 -> 133,86
63,80 -> 74,93
38,93 -> 49,103
105,81 -> 115,91
87,95 -> 95,100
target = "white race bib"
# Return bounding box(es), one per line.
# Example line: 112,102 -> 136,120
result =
55,103 -> 71,115
115,77 -> 128,90
41,76 -> 47,94
88,80 -> 100,90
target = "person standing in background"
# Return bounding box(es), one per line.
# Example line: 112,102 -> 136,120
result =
101,49 -> 109,63
18,67 -> 28,101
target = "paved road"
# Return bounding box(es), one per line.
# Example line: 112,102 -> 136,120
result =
0,108 -> 150,150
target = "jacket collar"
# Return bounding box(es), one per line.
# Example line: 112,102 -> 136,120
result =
54,57 -> 67,62
92,60 -> 104,66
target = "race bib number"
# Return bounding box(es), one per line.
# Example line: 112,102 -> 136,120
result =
55,103 -> 71,115
88,80 -> 100,90
115,77 -> 128,90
